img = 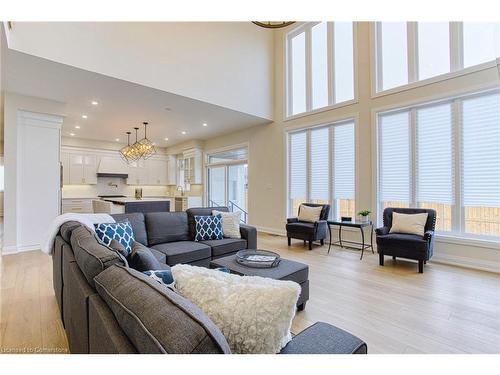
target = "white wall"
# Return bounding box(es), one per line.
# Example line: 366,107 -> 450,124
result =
203,22 -> 500,273
7,22 -> 274,120
3,92 -> 66,253
1,25 -> 5,216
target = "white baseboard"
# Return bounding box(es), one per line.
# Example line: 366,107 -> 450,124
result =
431,253 -> 500,274
2,244 -> 40,255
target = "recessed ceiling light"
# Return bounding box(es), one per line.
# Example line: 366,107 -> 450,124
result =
202,123 -> 207,127
115,138 -> 120,142
75,125 -> 80,129
152,142 -> 157,146
70,133 -> 75,136
181,131 -> 187,135
91,100 -> 99,106
164,137 -> 169,141
81,115 -> 88,119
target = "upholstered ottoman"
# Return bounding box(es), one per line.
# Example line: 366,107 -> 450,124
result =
280,322 -> 367,354
209,254 -> 309,311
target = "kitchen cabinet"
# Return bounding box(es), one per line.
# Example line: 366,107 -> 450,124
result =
127,159 -> 149,186
147,159 -> 168,185
167,155 -> 177,185
182,148 -> 202,185
62,198 -> 94,213
68,153 -> 97,185
61,152 -> 70,185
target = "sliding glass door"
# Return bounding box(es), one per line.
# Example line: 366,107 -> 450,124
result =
207,147 -> 248,222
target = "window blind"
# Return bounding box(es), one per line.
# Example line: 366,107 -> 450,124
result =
462,93 -> 500,207
333,122 -> 355,199
289,131 -> 307,200
310,127 -> 330,200
379,111 -> 410,202
416,103 -> 453,204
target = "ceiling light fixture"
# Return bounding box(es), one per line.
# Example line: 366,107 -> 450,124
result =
119,122 -> 156,163
181,131 -> 187,135
91,100 -> 99,105
252,21 -> 295,29
115,138 -> 120,142
75,125 -> 80,129
70,133 -> 75,136
202,123 -> 207,127
164,137 -> 169,141
81,115 -> 88,119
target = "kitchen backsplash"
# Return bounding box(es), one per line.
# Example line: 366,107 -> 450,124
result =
62,177 -> 203,198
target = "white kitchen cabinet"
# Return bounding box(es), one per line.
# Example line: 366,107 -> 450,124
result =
62,198 -> 93,213
61,151 -> 70,185
127,159 -> 149,185
167,155 -> 177,185
147,159 -> 168,185
182,148 -> 202,185
68,153 -> 97,185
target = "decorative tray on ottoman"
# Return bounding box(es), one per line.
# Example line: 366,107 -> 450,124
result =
235,249 -> 281,268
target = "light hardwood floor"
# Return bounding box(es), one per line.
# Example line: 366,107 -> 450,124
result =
1,232 -> 499,354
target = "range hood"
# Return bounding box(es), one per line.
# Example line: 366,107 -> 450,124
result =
97,156 -> 129,178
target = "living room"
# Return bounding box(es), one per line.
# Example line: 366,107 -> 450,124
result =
1,0 -> 499,373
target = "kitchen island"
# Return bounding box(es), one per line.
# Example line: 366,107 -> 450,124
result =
102,197 -> 171,214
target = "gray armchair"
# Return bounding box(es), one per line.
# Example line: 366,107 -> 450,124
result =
286,203 -> 330,250
376,208 -> 436,273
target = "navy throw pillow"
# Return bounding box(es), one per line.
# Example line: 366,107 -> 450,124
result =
94,221 -> 135,255
194,214 -> 223,241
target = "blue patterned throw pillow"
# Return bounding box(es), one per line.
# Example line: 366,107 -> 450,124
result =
94,221 -> 135,255
143,270 -> 175,288
194,214 -> 223,241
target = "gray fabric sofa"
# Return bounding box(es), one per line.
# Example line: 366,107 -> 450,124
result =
51,211 -> 367,354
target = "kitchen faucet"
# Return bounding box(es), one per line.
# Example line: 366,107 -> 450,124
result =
108,181 -> 118,188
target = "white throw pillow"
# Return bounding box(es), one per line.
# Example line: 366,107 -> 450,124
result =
212,210 -> 241,239
389,212 -> 428,236
298,205 -> 322,222
171,264 -> 300,354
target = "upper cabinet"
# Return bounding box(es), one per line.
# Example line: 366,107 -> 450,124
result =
147,159 -> 168,186
65,151 -> 98,185
166,155 -> 177,185
182,148 -> 203,185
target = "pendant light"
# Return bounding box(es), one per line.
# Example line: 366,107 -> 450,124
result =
119,131 -> 138,163
137,121 -> 156,159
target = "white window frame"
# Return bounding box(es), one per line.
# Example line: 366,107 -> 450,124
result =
286,117 -> 358,219
374,88 -> 500,243
285,22 -> 358,120
372,22 -> 500,97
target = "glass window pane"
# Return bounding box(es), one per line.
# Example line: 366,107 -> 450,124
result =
378,22 -> 408,91
289,132 -> 307,201
291,32 -> 306,115
378,111 -> 410,209
417,22 -> 450,80
228,164 -> 248,214
462,93 -> 500,237
416,103 -> 453,232
208,167 -> 225,207
334,22 -> 354,103
311,22 -> 328,110
310,127 -> 329,200
463,22 -> 500,68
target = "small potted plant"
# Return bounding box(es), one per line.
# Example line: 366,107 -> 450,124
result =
357,210 -> 371,223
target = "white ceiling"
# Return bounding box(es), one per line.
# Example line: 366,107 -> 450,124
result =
5,50 -> 271,147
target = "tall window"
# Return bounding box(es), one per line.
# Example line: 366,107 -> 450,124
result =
377,90 -> 500,239
288,120 -> 355,219
287,22 -> 355,116
375,22 -> 500,92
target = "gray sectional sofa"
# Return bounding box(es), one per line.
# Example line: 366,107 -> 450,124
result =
51,207 -> 367,354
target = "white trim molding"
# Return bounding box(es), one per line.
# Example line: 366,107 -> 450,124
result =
431,253 -> 500,274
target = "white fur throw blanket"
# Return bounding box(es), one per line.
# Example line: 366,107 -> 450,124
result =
41,213 -> 115,255
171,264 -> 300,354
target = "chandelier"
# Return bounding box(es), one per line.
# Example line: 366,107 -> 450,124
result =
119,122 -> 156,163
252,21 -> 295,29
